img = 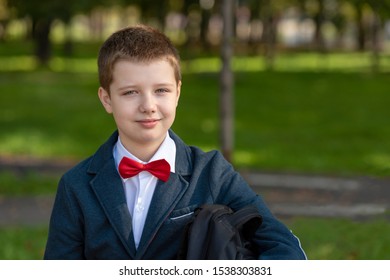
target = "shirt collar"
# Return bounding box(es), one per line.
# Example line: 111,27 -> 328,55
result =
114,132 -> 176,173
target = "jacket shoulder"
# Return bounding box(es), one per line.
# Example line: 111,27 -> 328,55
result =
170,129 -> 231,175
59,156 -> 94,189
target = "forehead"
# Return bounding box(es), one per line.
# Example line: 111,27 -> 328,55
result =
111,59 -> 176,86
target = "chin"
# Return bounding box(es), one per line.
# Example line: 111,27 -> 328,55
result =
138,133 -> 165,144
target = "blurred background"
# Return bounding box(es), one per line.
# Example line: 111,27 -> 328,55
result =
0,0 -> 389,259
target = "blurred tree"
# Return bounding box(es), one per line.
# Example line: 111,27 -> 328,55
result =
312,0 -> 326,51
121,0 -> 167,28
365,0 -> 390,72
294,0 -> 337,52
199,0 -> 219,51
340,0 -> 390,71
180,0 -> 220,52
346,0 -> 369,51
0,0 -> 10,41
7,0 -> 112,65
8,0 -> 60,64
5,0 -> 390,67
342,0 -> 390,52
255,0 -> 287,70
180,0 -> 201,49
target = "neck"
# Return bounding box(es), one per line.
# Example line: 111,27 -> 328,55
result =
118,136 -> 165,163
127,144 -> 160,162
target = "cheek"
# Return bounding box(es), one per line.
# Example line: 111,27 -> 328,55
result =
162,100 -> 178,117
111,103 -> 134,119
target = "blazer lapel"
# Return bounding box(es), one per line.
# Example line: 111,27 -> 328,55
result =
90,159 -> 137,258
87,131 -> 137,258
135,172 -> 189,258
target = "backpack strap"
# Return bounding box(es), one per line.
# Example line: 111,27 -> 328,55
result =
227,205 -> 263,240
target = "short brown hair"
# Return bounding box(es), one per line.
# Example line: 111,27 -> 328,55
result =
98,25 -> 181,91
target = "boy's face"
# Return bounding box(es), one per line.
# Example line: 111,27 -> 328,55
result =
98,59 -> 181,158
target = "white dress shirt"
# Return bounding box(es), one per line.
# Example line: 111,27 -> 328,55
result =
113,133 -> 176,249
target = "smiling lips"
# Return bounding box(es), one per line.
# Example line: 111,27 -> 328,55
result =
137,119 -> 160,128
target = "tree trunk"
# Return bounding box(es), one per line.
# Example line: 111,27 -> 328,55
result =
370,12 -> 381,73
313,0 -> 326,52
355,3 -> 366,51
263,14 -> 277,70
33,18 -> 52,66
220,0 -> 235,162
200,8 -> 212,51
261,0 -> 277,70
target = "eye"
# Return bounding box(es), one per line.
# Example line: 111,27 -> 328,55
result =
123,90 -> 138,96
156,88 -> 169,94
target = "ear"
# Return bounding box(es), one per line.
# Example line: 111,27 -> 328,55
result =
175,81 -> 182,106
98,87 -> 113,114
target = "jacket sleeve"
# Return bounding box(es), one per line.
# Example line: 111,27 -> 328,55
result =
209,152 -> 307,260
44,176 -> 85,259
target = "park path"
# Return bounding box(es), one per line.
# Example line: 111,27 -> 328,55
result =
0,157 -> 389,226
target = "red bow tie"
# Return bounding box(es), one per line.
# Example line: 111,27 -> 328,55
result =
118,157 -> 171,182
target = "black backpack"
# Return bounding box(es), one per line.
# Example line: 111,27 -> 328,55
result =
177,204 -> 262,260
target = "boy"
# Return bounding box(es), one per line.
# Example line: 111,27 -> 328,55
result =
44,25 -> 306,260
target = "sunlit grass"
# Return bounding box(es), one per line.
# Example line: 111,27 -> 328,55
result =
286,217 -> 390,259
49,57 -> 98,73
2,51 -> 390,73
0,56 -> 38,71
273,52 -> 375,72
366,154 -> 390,171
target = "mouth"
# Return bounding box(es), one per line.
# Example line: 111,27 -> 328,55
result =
137,119 -> 160,128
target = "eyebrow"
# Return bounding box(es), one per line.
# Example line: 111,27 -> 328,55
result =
153,83 -> 176,87
117,83 -> 175,91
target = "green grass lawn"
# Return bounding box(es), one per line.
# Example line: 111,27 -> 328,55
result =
1,217 -> 388,259
0,227 -> 48,260
287,217 -> 390,259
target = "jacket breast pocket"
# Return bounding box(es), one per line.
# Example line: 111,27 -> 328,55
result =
167,205 -> 198,224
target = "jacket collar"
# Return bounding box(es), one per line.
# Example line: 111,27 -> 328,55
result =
87,130 -> 193,177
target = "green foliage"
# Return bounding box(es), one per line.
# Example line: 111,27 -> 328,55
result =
7,0 -> 108,21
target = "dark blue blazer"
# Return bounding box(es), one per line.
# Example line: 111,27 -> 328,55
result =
44,130 -> 306,260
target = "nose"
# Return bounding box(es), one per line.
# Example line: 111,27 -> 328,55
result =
139,93 -> 157,114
